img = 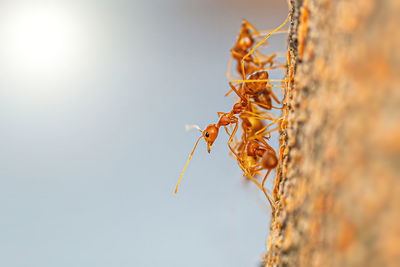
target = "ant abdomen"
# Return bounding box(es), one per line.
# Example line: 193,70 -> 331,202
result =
241,116 -> 264,136
244,70 -> 269,95
254,90 -> 272,110
261,150 -> 278,169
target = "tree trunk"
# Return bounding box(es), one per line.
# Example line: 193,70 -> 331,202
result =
265,0 -> 400,266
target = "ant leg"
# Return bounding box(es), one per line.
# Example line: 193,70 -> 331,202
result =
266,86 -> 281,104
240,13 -> 291,79
250,100 -> 273,110
242,18 -> 287,43
256,28 -> 289,37
272,105 -> 284,110
231,50 -> 244,59
259,54 -> 277,66
223,125 -> 231,136
256,136 -> 275,154
226,55 -> 241,80
227,121 -> 240,160
239,161 -> 275,212
224,86 -> 236,97
254,122 -> 282,137
226,54 -> 233,79
241,19 -> 260,35
242,110 -> 279,121
260,65 -> 286,71
228,81 -> 246,102
262,169 -> 272,189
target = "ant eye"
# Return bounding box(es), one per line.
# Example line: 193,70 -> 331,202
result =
205,132 -> 209,137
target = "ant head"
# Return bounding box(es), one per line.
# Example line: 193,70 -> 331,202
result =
174,123 -> 218,195
238,34 -> 253,50
203,124 -> 219,153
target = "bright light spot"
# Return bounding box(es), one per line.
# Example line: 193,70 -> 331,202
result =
0,4 -> 83,81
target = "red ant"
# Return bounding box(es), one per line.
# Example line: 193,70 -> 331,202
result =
244,137 -> 278,211
239,14 -> 291,79
227,19 -> 289,80
234,109 -> 279,210
174,102 -> 247,195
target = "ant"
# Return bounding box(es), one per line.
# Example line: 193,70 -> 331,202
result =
175,13 -> 292,213
174,101 -> 246,195
227,19 -> 264,80
234,108 -> 279,210
224,14 -> 292,109
226,20 -> 289,102
245,136 -> 278,211
239,14 -> 291,80
227,19 -> 289,80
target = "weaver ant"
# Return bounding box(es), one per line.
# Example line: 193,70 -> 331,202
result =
225,17 -> 292,108
225,14 -> 292,111
175,13 -> 292,213
244,136 -> 278,211
174,102 -> 246,195
227,19 -> 289,80
233,106 -> 280,210
239,14 -> 291,80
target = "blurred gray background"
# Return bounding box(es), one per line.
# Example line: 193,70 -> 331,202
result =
0,0 -> 288,266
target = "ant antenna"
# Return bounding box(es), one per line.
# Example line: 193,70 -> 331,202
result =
185,124 -> 202,132
174,135 -> 204,195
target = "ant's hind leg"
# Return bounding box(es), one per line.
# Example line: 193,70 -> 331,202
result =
266,86 -> 281,104
245,170 -> 276,212
262,169 -> 272,189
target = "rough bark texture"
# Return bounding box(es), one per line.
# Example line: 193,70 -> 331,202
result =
264,0 -> 400,266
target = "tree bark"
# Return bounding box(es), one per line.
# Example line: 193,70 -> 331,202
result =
265,0 -> 400,266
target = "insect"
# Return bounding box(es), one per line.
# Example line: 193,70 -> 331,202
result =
233,106 -> 280,209
224,14 -> 292,110
245,137 -> 278,211
227,19 -> 264,80
229,71 -> 283,108
227,19 -> 289,80
175,13 -> 292,212
174,101 -> 246,195
239,14 -> 291,79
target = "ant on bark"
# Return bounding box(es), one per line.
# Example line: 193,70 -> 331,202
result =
174,101 -> 246,195
232,106 -> 280,210
224,15 -> 291,114
227,19 -> 289,80
175,13 -> 292,212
